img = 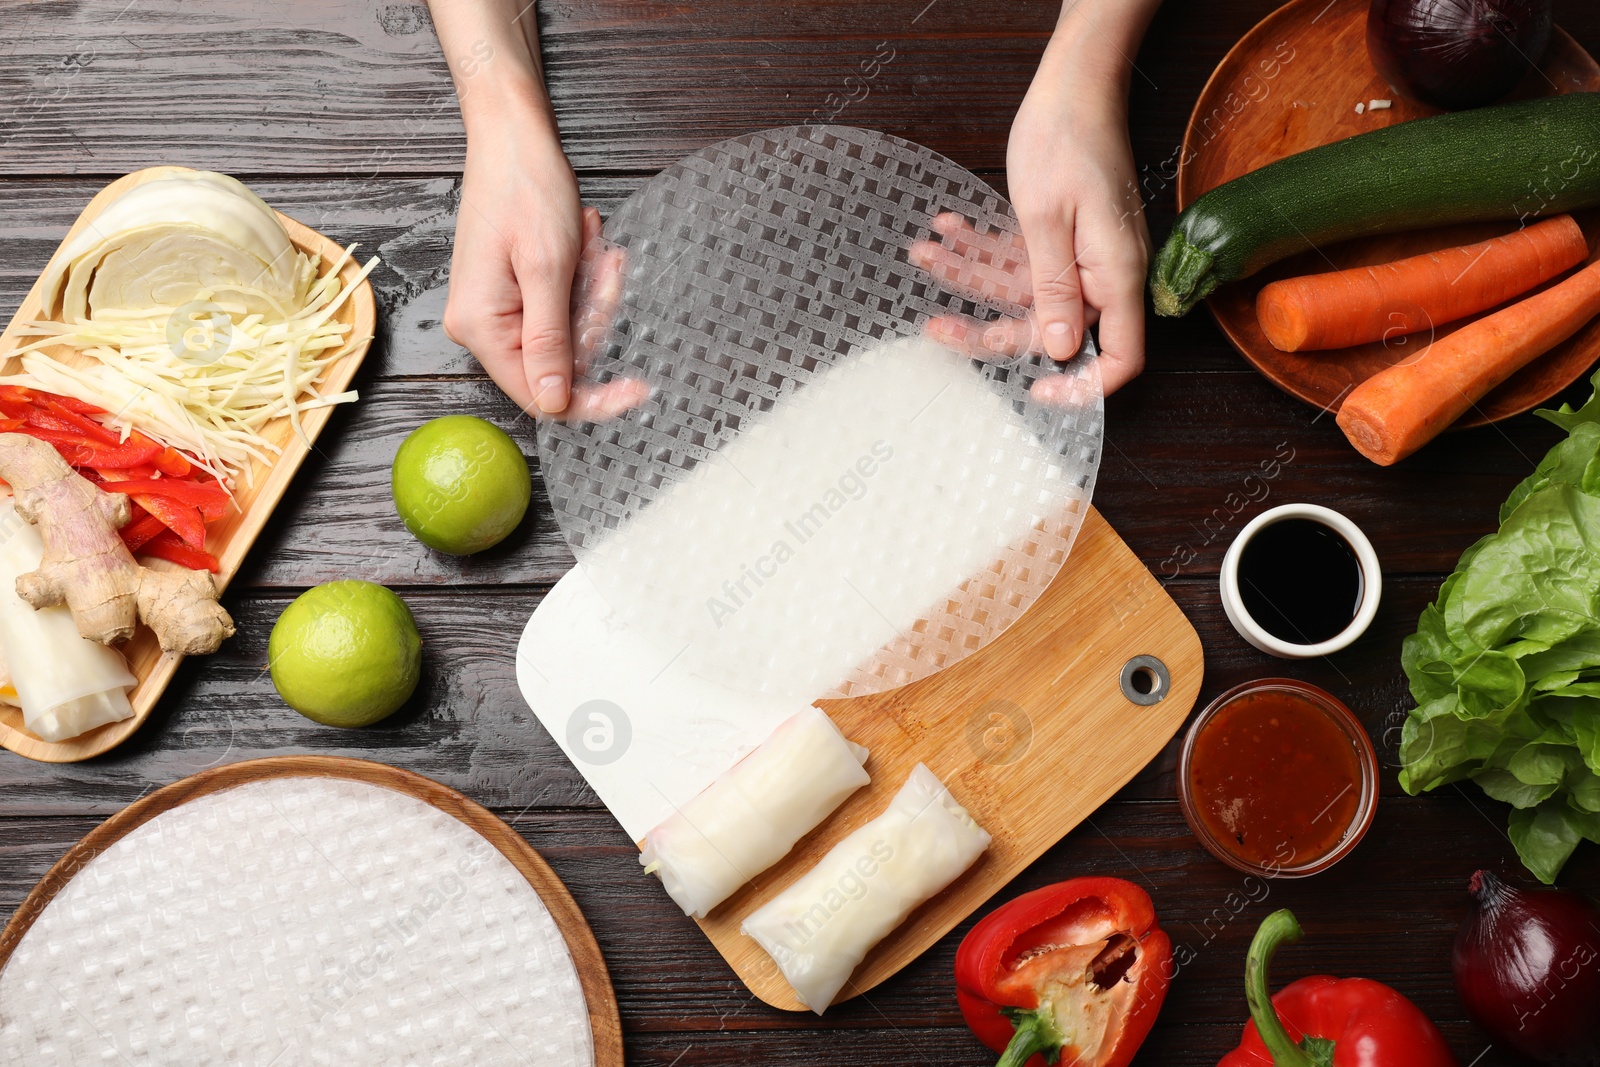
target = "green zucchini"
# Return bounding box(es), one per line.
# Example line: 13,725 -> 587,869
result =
1150,93 -> 1600,317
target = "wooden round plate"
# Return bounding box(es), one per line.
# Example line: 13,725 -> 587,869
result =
1177,0 -> 1600,426
0,756 -> 624,1067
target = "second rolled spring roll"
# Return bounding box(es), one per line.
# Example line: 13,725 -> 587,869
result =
742,763 -> 991,1012
640,707 -> 870,918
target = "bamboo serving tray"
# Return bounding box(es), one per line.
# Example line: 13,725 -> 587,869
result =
0,166 -> 376,763
1179,0 -> 1600,427
696,506 -> 1204,1010
0,756 -> 624,1066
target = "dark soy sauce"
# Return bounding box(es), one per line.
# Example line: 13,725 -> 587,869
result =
1238,519 -> 1362,644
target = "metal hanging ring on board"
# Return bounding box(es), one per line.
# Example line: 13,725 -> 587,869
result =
1120,655 -> 1170,706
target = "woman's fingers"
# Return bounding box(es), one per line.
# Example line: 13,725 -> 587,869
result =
1084,271 -> 1146,394
1028,364 -> 1100,409
573,238 -> 625,369
921,208 -> 1091,364
924,312 -> 1037,359
911,215 -> 1033,308
928,213 -> 1029,272
513,236 -> 582,415
1075,204 -> 1150,395
443,204 -> 539,413
908,241 -> 1030,307
1017,205 -> 1087,363
922,313 -> 1097,413
558,377 -> 653,423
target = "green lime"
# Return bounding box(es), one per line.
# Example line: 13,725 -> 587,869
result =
391,415 -> 531,555
269,580 -> 422,728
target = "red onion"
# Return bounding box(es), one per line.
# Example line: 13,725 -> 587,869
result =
1367,0 -> 1553,110
1453,870 -> 1600,1066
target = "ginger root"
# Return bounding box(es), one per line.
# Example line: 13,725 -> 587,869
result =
0,434 -> 235,654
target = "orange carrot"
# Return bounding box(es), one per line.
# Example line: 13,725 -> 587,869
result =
1257,216 -> 1589,352
1336,254 -> 1600,466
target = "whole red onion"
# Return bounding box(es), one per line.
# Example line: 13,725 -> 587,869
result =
1453,870 -> 1600,1066
1367,0 -> 1553,110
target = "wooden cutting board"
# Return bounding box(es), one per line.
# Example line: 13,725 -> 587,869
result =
0,756 -> 623,1066
697,506 -> 1203,1010
0,166 -> 376,763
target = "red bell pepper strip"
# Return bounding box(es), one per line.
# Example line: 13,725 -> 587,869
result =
94,471 -> 208,548
93,468 -> 207,545
139,529 -> 220,573
956,877 -> 1172,1067
12,425 -> 163,469
0,399 -> 92,439
43,394 -> 106,416
119,513 -> 168,553
132,494 -> 206,548
1219,910 -> 1457,1067
39,398 -> 121,444
1,385 -> 105,417
95,477 -> 229,521
151,445 -> 192,477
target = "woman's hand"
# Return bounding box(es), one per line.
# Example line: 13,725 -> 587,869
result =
444,117 -> 585,414
1005,0 -> 1163,395
1008,77 -> 1149,394
429,0 -> 643,420
442,98 -> 645,421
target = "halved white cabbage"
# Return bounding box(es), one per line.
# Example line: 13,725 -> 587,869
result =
39,171 -> 313,323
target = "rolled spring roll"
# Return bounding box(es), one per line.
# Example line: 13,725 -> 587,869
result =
0,645 -> 17,707
742,763 -> 991,1012
640,708 -> 870,918
0,500 -> 135,742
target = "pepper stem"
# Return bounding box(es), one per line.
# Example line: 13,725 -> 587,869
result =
995,1007 -> 1064,1067
1244,909 -> 1320,1067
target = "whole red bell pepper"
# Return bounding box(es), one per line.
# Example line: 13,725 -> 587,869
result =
1220,910 -> 1457,1067
956,877 -> 1172,1067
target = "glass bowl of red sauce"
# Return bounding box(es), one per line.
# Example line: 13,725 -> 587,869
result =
1178,679 -> 1378,878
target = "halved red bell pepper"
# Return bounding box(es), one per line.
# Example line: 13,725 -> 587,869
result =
139,529 -> 220,573
1219,910 -> 1457,1067
956,877 -> 1172,1067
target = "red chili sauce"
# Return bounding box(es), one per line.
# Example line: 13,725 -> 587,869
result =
1187,689 -> 1363,869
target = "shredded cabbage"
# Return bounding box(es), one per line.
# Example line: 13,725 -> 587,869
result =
4,245 -> 377,486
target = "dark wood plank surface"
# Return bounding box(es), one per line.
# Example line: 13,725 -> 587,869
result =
2,1 -> 1600,1064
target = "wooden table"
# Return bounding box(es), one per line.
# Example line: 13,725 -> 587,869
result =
1,2 -> 1597,1064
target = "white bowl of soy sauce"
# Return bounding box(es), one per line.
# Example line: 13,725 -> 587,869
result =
1220,503 -> 1382,659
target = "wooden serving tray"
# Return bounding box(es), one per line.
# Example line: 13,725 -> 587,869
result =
0,755 -> 623,1066
0,166 -> 376,763
1179,0 -> 1600,428
698,506 -> 1203,1010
